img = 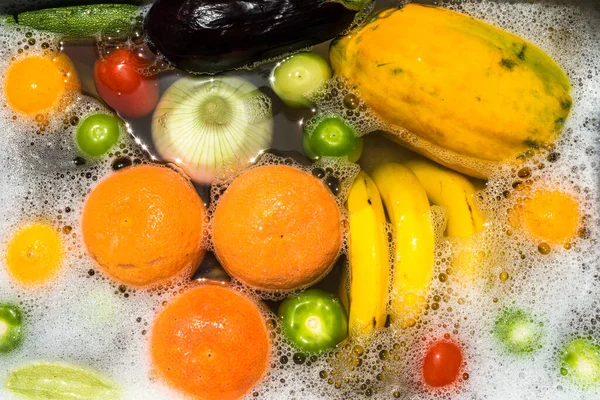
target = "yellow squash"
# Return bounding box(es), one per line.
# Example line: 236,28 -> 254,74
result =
330,4 -> 572,178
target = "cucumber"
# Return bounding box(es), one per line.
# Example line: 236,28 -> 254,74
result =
16,4 -> 139,38
0,15 -> 16,25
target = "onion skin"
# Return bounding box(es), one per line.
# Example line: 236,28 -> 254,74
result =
144,0 -> 357,73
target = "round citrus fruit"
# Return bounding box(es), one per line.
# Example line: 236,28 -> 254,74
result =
82,165 -> 206,287
5,222 -> 63,286
509,188 -> 580,245
4,53 -> 80,116
212,165 -> 342,291
151,284 -> 270,400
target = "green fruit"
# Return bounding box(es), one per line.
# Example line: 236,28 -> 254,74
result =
493,308 -> 543,354
271,52 -> 332,108
0,304 -> 23,353
76,113 -> 121,157
560,337 -> 600,387
303,116 -> 363,162
278,289 -> 348,353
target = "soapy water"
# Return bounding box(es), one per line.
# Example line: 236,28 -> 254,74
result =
0,0 -> 596,399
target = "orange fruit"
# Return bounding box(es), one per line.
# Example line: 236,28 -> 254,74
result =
82,165 -> 206,287
4,53 -> 80,116
212,165 -> 342,291
5,222 -> 63,286
509,188 -> 580,244
151,284 -> 270,400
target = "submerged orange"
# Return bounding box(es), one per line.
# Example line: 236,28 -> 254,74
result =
509,188 -> 581,245
4,53 -> 80,116
82,165 -> 206,287
5,222 -> 63,286
151,285 -> 270,400
212,165 -> 342,291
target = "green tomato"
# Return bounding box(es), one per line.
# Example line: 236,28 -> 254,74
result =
271,52 -> 332,108
304,116 -> 363,162
493,308 -> 543,354
278,289 -> 348,353
0,304 -> 23,353
560,337 -> 600,387
76,113 -> 121,157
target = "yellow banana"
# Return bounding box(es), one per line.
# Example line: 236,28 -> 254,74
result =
403,158 -> 486,280
345,171 -> 390,338
372,163 -> 435,328
403,158 -> 485,238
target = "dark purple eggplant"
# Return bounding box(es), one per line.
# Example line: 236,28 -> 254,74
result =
144,0 -> 361,74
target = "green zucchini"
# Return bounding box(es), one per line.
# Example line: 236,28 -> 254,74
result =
16,4 -> 138,38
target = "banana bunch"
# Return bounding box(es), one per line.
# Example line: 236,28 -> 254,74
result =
345,135 -> 487,333
344,171 -> 390,338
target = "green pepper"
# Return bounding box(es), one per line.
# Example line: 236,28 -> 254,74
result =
303,116 -> 363,162
278,289 -> 348,353
0,304 -> 23,353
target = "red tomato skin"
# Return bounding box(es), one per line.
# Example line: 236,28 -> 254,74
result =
422,341 -> 463,388
93,49 -> 159,118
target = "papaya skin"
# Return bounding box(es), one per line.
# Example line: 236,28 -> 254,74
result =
330,4 -> 572,178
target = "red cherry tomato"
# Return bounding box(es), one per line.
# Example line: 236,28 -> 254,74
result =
94,49 -> 159,118
422,340 -> 463,388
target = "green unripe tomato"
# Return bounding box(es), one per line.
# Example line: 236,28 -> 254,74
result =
271,52 -> 332,108
76,113 -> 121,157
493,308 -> 543,354
560,337 -> 600,387
303,116 -> 363,162
0,304 -> 23,353
278,289 -> 348,353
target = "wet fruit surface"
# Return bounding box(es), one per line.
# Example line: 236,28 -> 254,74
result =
151,285 -> 270,400
5,223 -> 63,286
82,165 -> 206,287
212,165 -> 342,291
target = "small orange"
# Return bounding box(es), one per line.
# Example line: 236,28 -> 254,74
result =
212,165 -> 342,291
4,53 -> 80,116
151,285 -> 270,400
82,165 -> 206,287
509,188 -> 580,244
5,222 -> 63,285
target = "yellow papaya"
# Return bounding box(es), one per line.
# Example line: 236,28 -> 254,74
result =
330,4 -> 572,178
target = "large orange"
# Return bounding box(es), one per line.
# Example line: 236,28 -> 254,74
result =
212,165 -> 342,291
150,285 -> 270,400
82,165 -> 206,287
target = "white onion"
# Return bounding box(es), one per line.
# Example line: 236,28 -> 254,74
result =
151,76 -> 273,183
